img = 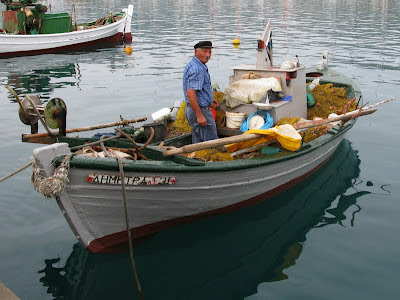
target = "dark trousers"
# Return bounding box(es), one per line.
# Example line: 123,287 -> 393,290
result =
185,105 -> 218,143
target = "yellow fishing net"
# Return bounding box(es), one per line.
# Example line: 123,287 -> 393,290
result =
186,148 -> 234,162
167,102 -> 191,137
213,91 -> 224,103
165,91 -> 229,160
307,83 -> 357,119
166,91 -> 227,137
277,84 -> 358,142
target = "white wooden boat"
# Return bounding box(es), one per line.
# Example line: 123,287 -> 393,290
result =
26,22 -> 377,253
0,1 -> 133,57
37,139 -> 362,296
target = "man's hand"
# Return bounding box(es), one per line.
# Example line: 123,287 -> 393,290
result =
197,114 -> 207,126
210,99 -> 219,108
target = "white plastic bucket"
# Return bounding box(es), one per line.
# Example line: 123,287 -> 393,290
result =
226,112 -> 246,129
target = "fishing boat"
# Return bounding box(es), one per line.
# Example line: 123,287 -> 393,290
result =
17,22 -> 387,254
37,139 -> 363,298
0,0 -> 133,57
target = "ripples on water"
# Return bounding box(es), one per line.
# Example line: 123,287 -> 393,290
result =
0,0 -> 399,299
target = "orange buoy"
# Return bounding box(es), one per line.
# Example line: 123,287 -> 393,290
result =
125,46 -> 133,55
210,108 -> 217,121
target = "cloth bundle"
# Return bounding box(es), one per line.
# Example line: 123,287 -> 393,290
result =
224,77 -> 283,108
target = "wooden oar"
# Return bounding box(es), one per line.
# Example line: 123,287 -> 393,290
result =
291,98 -> 395,130
22,117 -> 148,139
162,108 -> 377,157
293,108 -> 376,130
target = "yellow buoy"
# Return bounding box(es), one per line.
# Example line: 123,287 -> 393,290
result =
125,46 -> 133,55
232,38 -> 240,46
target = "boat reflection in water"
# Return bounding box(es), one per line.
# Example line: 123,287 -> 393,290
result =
38,139 -> 384,300
6,63 -> 78,100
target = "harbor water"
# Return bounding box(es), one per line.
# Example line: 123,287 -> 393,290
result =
0,0 -> 399,299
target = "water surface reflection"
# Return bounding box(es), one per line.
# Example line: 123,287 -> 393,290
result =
6,63 -> 78,101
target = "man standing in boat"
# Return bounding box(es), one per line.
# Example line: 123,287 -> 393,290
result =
183,41 -> 219,143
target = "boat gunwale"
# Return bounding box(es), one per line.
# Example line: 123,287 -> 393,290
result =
0,9 -> 127,39
52,121 -> 354,173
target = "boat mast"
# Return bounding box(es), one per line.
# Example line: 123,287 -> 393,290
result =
256,20 -> 273,69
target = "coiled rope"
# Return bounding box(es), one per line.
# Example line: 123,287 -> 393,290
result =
31,153 -> 74,198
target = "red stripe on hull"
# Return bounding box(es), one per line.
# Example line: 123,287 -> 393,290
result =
87,154 -> 333,253
0,32 -> 131,58
124,32 -> 132,42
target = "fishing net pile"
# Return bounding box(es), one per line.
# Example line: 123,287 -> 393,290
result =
84,13 -> 124,29
307,83 -> 357,119
167,83 -> 357,161
166,102 -> 192,138
277,83 -> 357,142
166,91 -> 226,138
187,148 -> 234,162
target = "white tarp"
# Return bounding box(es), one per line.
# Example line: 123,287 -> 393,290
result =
223,77 -> 282,108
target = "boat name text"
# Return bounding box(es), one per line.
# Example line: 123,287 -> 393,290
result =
86,174 -> 176,185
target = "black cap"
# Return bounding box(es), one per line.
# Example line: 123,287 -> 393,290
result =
194,41 -> 213,49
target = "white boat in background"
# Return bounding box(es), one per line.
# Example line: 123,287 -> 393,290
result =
0,1 -> 133,57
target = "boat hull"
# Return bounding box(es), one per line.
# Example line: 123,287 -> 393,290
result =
56,133 -> 345,253
37,139 -> 361,297
0,5 -> 133,57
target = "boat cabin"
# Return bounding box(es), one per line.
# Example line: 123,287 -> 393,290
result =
1,0 -> 72,34
220,21 -> 307,126
225,65 -> 306,122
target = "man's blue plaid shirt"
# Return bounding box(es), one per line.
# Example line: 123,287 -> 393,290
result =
183,56 -> 213,107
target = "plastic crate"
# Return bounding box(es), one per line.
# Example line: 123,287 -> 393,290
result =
40,13 -> 72,34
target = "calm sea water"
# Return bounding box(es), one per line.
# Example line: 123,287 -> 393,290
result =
0,0 -> 399,299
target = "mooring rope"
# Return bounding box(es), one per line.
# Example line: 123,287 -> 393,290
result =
4,145 -> 144,299
0,161 -> 33,183
116,157 -> 144,300
1,135 -> 121,183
